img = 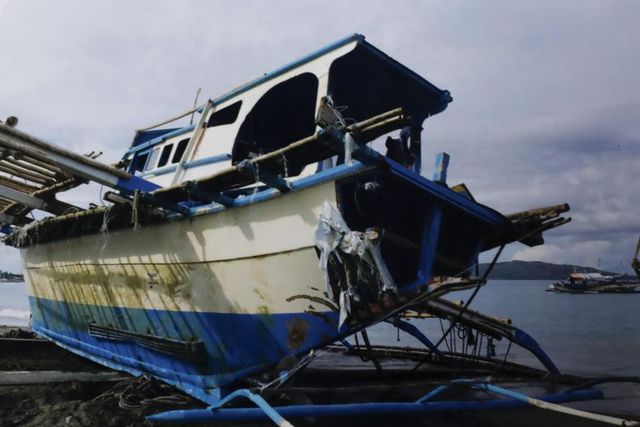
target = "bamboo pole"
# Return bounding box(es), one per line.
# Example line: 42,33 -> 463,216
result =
4,157 -> 59,179
0,162 -> 53,185
0,175 -> 38,193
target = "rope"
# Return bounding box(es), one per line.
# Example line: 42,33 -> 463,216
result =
411,244 -> 506,373
91,375 -> 193,411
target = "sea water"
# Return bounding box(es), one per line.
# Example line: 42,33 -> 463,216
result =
367,280 -> 640,377
0,281 -> 30,326
1,280 -> 638,376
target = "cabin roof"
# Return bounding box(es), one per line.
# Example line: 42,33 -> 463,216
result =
210,33 -> 451,110
130,34 -> 452,152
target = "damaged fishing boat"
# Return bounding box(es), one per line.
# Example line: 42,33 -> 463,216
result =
1,34 -> 636,425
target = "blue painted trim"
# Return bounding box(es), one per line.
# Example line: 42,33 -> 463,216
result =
183,153 -> 231,169
390,318 -> 443,357
125,125 -> 196,157
417,205 -> 443,286
384,158 -> 510,229
147,389 -> 603,422
142,164 -> 178,177
28,295 -> 340,397
210,34 -> 363,108
208,389 -> 289,426
0,224 -> 14,234
511,328 -> 561,375
116,176 -> 161,193
142,153 -> 232,178
188,161 -> 370,216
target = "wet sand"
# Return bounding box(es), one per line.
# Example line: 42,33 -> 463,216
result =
0,327 -> 203,427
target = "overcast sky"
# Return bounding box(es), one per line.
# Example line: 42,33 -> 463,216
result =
0,0 -> 638,273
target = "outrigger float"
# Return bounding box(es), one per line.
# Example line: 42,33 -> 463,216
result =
1,34 -> 637,425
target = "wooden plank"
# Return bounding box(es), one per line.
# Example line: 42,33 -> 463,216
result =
0,185 -> 47,209
0,371 -> 126,385
0,175 -> 38,193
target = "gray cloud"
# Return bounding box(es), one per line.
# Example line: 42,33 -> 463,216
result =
0,0 -> 638,273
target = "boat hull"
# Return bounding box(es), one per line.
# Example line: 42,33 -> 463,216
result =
23,181 -> 342,394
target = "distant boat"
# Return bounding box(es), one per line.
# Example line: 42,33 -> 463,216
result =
548,272 -> 638,293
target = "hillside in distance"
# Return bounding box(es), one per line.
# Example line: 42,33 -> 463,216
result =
477,260 -> 623,280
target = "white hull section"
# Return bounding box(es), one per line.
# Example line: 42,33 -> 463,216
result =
23,182 -> 337,315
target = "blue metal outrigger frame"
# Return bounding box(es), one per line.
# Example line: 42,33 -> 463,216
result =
145,319 -> 589,426
146,309 -> 617,427
148,386 -> 603,424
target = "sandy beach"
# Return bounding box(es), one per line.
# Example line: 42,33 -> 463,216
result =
0,327 -> 204,427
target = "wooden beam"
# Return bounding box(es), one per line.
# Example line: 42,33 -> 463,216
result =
0,175 -> 38,193
0,184 -> 47,209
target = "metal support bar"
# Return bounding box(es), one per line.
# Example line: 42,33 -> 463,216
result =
138,192 -> 191,216
388,318 -> 444,357
413,297 -> 560,376
419,380 -> 637,426
0,185 -> 46,209
237,160 -> 292,193
414,205 -> 443,291
182,181 -> 235,207
146,389 -> 603,424
208,389 -> 294,427
321,129 -> 386,167
511,328 -> 560,376
171,100 -> 213,185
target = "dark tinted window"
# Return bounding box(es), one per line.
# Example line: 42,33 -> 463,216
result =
232,73 -> 318,176
172,138 -> 190,163
158,144 -> 173,167
207,101 -> 242,128
130,152 -> 149,173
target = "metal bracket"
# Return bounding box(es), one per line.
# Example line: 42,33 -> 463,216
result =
237,160 -> 292,193
182,181 -> 235,207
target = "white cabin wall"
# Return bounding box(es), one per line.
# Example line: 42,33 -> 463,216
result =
134,40 -> 358,188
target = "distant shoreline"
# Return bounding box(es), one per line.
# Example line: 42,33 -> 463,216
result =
478,260 -> 635,281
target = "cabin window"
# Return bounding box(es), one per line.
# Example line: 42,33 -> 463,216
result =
145,148 -> 160,171
130,151 -> 149,173
232,73 -> 318,176
172,138 -> 189,164
158,144 -> 173,168
207,101 -> 242,128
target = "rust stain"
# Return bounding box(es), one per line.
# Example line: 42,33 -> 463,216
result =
286,294 -> 338,311
286,317 -> 308,349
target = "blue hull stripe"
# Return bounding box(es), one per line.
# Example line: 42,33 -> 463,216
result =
29,296 -> 339,393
